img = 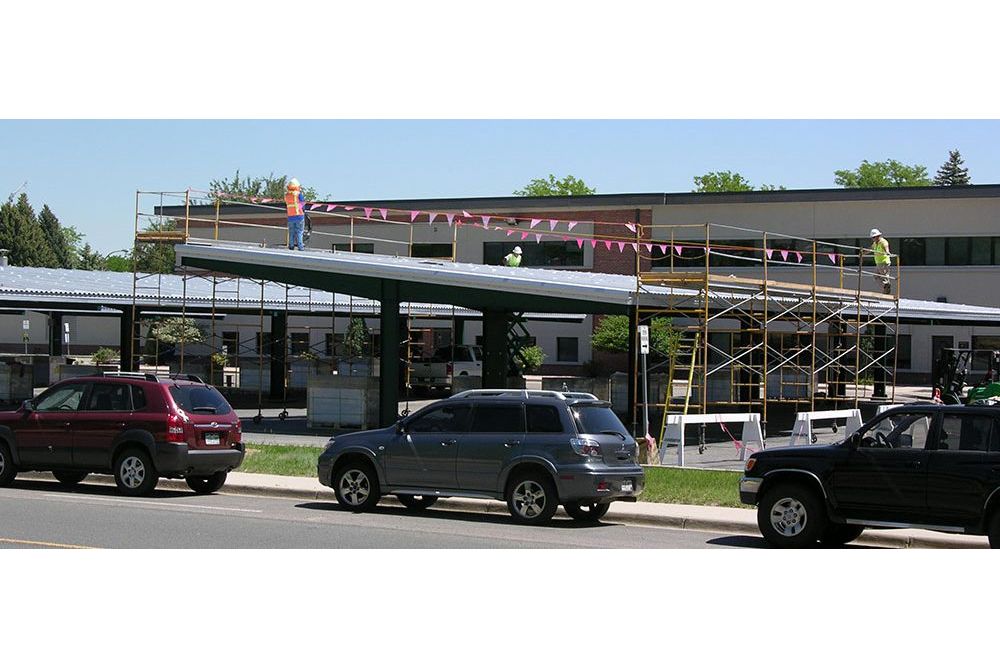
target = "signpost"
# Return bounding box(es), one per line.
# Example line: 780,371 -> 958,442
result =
22,319 -> 29,354
638,325 -> 650,439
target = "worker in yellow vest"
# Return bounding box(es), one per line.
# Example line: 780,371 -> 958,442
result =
284,178 -> 306,251
503,246 -> 523,267
870,228 -> 892,295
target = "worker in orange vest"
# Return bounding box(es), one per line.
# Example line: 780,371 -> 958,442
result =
284,178 -> 306,250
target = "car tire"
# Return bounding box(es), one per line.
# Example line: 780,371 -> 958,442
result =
988,511 -> 1000,549
333,462 -> 380,512
757,483 -> 827,548
186,471 -> 228,494
397,494 -> 437,511
52,470 -> 88,486
0,441 -> 16,487
820,523 -> 865,547
113,448 -> 158,497
564,502 -> 612,523
506,471 -> 559,524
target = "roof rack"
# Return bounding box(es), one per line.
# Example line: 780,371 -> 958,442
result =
94,371 -> 205,383
449,389 -> 599,401
167,373 -> 205,383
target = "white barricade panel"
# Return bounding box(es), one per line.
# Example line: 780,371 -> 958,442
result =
788,409 -> 862,447
660,413 -> 764,466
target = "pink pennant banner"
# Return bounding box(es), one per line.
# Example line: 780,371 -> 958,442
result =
506,229 -> 515,237
379,208 -> 388,220
481,215 -> 491,227
428,212 -> 437,224
603,240 -> 613,251
561,235 -> 569,241
590,239 -> 599,249
529,218 -> 541,229
764,248 -> 773,259
462,210 -> 472,218
795,252 -> 803,263
534,234 -> 543,243
675,245 -> 683,256
631,243 -> 639,252
344,206 -> 356,211
521,232 -> 530,240
617,241 -> 626,253
567,221 -> 578,232
828,252 -> 837,264
576,238 -> 585,249
549,220 -> 558,231
363,207 -> 373,219
261,198 -> 273,204
446,213 -> 455,225
326,204 -> 336,212
410,210 -> 420,222
625,222 -> 636,233
658,244 -> 668,255
310,203 -> 322,210
780,250 -> 789,261
643,243 -> 653,253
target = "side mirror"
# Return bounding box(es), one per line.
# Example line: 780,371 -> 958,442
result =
20,399 -> 34,414
396,421 -> 406,434
846,432 -> 861,451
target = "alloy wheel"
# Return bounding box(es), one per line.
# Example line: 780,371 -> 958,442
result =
769,496 -> 808,537
339,469 -> 371,507
120,456 -> 146,489
513,480 -> 547,519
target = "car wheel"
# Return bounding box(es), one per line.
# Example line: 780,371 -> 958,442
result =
506,471 -> 559,524
113,448 -> 158,497
820,523 -> 865,547
397,494 -> 437,511
52,470 -> 88,486
757,483 -> 827,548
563,502 -> 611,523
333,462 -> 380,512
0,441 -> 16,487
988,511 -> 1000,549
186,471 -> 228,494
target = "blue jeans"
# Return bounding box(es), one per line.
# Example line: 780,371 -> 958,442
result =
288,219 -> 304,250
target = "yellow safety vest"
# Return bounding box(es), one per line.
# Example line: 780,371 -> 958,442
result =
872,238 -> 891,266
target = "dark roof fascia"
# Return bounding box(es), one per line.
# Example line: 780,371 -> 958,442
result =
157,184 -> 1000,218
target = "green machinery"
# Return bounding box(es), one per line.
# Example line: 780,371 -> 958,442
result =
932,348 -> 1000,405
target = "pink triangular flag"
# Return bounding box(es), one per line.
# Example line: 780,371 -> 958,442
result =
567,221 -> 578,231
446,213 -> 455,225
643,243 -> 653,253
561,235 -> 569,241
379,208 -> 388,220
625,222 -> 636,233
310,203 -> 322,210
549,220 -> 558,231
631,243 -> 639,252
590,239 -> 599,249
603,240 -> 613,251
675,245 -> 683,256
521,232 -> 530,240
261,198 -> 273,203
462,210 -> 472,218
410,210 -> 420,222
534,233 -> 543,243
326,204 -> 336,212
795,252 -> 803,263
658,244 -> 668,255
617,241 -> 626,253
530,218 -> 541,229
363,207 -> 373,219
344,206 -> 355,211
482,215 -> 491,227
576,238 -> 584,249
429,212 -> 439,223
828,252 -> 837,264
780,250 -> 789,261
764,248 -> 773,259
506,229 -> 515,236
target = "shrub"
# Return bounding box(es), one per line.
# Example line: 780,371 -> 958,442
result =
91,347 -> 119,365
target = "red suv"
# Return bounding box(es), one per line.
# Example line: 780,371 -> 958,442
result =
0,373 -> 244,496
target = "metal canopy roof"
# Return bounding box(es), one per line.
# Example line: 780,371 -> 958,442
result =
175,241 -> 1000,324
0,264 -> 582,321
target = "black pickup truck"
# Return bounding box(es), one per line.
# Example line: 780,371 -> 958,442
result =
740,404 -> 1000,548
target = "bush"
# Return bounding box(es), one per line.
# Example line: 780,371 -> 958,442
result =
516,345 -> 546,373
91,347 -> 119,365
210,352 -> 229,369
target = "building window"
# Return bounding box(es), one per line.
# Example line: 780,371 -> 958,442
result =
971,239 -> 992,265
946,237 -> 970,266
925,238 -> 946,266
483,241 -> 583,267
557,337 -> 579,362
411,243 -> 454,259
896,334 -> 912,370
222,331 -> 240,357
289,332 -> 310,355
899,238 -> 925,267
332,243 -> 374,253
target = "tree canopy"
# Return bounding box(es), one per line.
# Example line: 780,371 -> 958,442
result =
210,170 -> 320,202
513,174 -> 596,197
592,316 -> 682,358
692,171 -> 785,192
933,149 -> 971,186
834,159 -> 931,188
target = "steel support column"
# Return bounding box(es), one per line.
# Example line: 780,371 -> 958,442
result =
120,310 -> 138,371
482,310 -> 511,389
627,305 -> 638,434
380,281 -> 401,426
269,311 -> 287,401
50,313 -> 64,357
872,323 -> 887,398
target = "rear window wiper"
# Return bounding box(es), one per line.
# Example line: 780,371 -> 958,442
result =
601,430 -> 626,440
190,406 -> 218,413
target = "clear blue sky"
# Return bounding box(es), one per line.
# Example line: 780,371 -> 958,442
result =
2,120 -> 998,253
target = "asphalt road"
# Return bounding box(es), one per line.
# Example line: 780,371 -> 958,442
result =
0,479 -> 770,549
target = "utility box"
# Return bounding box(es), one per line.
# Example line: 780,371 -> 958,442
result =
307,375 -> 379,429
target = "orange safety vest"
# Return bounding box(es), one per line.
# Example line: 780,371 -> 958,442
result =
284,190 -> 304,218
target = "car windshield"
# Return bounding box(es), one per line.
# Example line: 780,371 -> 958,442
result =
572,405 -> 628,437
169,385 -> 232,415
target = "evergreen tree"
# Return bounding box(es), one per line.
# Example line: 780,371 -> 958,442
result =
0,194 -> 60,267
77,243 -> 107,270
934,149 -> 971,186
38,204 -> 74,268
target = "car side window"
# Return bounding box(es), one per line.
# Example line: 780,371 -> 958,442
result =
408,405 -> 471,433
526,405 -> 564,433
860,412 -> 931,450
130,385 -> 147,411
86,383 -> 130,411
35,383 -> 88,412
939,414 -> 993,452
470,405 -> 525,433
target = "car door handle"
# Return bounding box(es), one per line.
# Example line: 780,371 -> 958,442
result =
504,440 -> 520,448
441,439 -> 456,447
62,422 -> 72,429
907,460 -> 922,469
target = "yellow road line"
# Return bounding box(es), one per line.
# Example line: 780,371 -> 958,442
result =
0,537 -> 95,549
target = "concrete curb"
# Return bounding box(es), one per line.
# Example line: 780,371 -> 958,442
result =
16,473 -> 986,548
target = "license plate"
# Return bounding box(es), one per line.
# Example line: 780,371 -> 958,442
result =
621,480 -> 634,494
205,433 -> 221,445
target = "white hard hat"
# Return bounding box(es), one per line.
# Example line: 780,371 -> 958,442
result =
870,228 -> 882,238
288,177 -> 300,189
513,246 -> 522,255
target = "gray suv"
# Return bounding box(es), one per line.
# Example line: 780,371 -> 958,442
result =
317,390 -> 644,524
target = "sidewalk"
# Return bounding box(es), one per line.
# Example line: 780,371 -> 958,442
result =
23,471 -> 988,549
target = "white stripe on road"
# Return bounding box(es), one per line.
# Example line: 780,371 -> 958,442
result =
40,493 -> 263,513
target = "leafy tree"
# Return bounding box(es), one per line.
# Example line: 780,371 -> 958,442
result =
692,171 -> 754,192
592,316 -> 682,358
91,347 -> 119,364
104,255 -> 132,272
61,225 -> 86,268
933,149 -> 971,186
76,243 -> 106,270
0,194 -> 59,268
513,174 -> 596,196
515,345 -> 546,373
134,219 -> 177,273
149,317 -> 204,345
344,316 -> 370,358
38,204 -> 74,268
834,159 -> 931,188
210,170 -> 319,202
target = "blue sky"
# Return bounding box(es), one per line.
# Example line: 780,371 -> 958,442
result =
2,120 -> 998,253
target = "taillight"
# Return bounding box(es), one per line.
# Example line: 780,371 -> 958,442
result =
234,418 -> 242,443
570,437 -> 602,458
446,362 -> 453,377
745,457 -> 756,473
167,413 -> 187,443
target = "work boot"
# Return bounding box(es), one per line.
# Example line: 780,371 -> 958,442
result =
882,283 -> 892,296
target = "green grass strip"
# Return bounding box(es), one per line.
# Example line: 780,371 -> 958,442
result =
239,443 -> 320,478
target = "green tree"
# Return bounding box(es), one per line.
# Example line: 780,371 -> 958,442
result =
61,225 -> 86,268
0,194 -> 59,268
933,149 -> 971,186
134,219 -> 177,273
515,345 -> 546,373
834,159 -> 931,188
513,174 -> 596,196
149,318 -> 204,345
76,243 -> 106,270
104,255 -> 132,272
592,316 -> 682,358
692,171 -> 754,192
38,204 -> 74,268
344,316 -> 370,358
210,170 -> 320,202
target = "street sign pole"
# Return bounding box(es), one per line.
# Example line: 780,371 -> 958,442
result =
22,319 -> 29,354
638,325 -> 650,439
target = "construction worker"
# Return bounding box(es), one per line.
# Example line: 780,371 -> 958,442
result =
503,246 -> 523,267
284,178 -> 306,251
870,228 -> 892,295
